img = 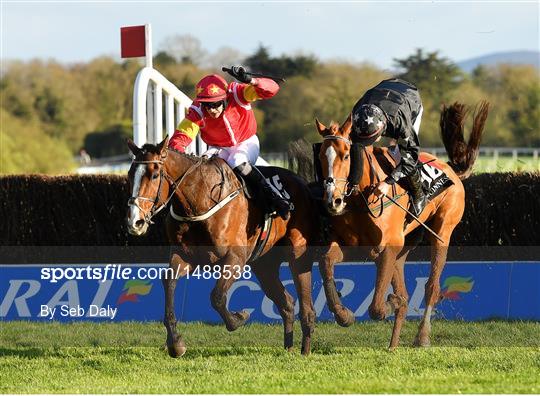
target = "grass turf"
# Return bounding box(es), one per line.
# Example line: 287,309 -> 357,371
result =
1,321 -> 539,393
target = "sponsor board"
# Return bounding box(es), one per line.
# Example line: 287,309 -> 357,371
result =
1,262 -> 539,322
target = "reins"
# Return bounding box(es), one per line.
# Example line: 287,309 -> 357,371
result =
128,153 -> 205,225
359,147 -> 385,218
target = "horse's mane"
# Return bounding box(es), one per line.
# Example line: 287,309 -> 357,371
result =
137,142 -> 211,164
140,143 -> 163,155
132,143 -> 217,166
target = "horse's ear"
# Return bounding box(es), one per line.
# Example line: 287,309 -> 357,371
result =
340,113 -> 352,137
127,139 -> 141,156
315,118 -> 327,136
157,136 -> 170,156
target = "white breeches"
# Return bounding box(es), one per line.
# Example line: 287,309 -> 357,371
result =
203,134 -> 260,169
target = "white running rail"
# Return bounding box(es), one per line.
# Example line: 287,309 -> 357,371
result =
132,66 -> 207,155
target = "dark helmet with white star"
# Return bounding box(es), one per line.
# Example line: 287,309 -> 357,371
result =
351,104 -> 387,146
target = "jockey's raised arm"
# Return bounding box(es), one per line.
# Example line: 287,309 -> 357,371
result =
168,68 -> 290,220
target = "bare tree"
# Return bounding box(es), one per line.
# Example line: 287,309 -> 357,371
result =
205,46 -> 246,70
159,34 -> 208,66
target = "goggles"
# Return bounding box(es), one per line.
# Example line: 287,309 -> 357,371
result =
202,100 -> 225,109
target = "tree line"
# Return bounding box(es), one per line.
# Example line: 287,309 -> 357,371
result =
1,38 -> 538,174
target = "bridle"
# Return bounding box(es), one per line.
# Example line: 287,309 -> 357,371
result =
128,153 -> 202,226
322,134 -> 386,217
322,135 -> 356,200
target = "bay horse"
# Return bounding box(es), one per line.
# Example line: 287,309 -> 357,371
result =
314,102 -> 489,349
126,137 -> 318,356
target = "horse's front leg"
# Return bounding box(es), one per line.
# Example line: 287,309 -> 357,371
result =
210,252 -> 251,331
319,241 -> 355,327
252,254 -> 296,351
368,243 -> 408,350
163,251 -> 192,358
289,253 -> 315,355
414,233 -> 452,347
388,247 -> 411,351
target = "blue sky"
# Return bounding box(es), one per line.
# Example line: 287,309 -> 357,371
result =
1,1 -> 538,70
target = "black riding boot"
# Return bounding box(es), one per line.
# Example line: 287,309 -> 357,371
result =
235,163 -> 291,220
407,168 -> 428,217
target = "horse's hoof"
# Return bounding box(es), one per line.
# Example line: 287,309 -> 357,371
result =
335,307 -> 355,327
413,336 -> 431,348
388,346 -> 398,352
301,343 -> 311,356
167,341 -> 187,358
226,310 -> 250,331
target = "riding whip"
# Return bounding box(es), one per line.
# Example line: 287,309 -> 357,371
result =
382,193 -> 445,243
221,67 -> 286,83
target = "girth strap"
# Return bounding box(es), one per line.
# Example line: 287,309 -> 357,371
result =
248,214 -> 274,263
169,189 -> 241,222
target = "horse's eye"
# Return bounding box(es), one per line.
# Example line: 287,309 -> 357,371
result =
151,173 -> 159,180
344,154 -> 350,160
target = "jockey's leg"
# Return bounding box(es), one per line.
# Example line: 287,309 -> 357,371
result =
410,105 -> 426,215
235,162 -> 291,220
407,168 -> 428,216
224,136 -> 290,219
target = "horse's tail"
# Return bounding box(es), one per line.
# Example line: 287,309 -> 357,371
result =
439,100 -> 490,180
288,139 -> 316,183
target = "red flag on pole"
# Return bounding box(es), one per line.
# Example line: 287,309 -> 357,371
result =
120,25 -> 146,58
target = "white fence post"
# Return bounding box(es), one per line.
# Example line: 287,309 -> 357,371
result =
132,67 -> 206,154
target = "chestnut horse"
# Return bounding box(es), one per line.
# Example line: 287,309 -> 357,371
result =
314,102 -> 489,349
126,137 -> 318,356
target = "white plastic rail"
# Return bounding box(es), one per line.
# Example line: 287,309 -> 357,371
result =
132,66 -> 206,154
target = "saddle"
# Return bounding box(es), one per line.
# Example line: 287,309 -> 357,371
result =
232,166 -> 292,208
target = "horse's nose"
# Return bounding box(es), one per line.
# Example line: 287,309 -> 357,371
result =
326,177 -> 334,184
334,198 -> 343,207
134,219 -> 145,229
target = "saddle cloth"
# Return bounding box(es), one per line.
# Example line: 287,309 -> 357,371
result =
388,146 -> 453,201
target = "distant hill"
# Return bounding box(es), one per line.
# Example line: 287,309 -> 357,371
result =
457,51 -> 539,73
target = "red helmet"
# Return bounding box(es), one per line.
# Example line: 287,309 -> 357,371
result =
195,74 -> 228,102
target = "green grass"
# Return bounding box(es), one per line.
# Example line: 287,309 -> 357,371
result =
434,155 -> 540,173
1,321 -> 539,393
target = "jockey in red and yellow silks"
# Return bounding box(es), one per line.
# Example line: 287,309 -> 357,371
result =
169,75 -> 279,151
168,68 -> 290,220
